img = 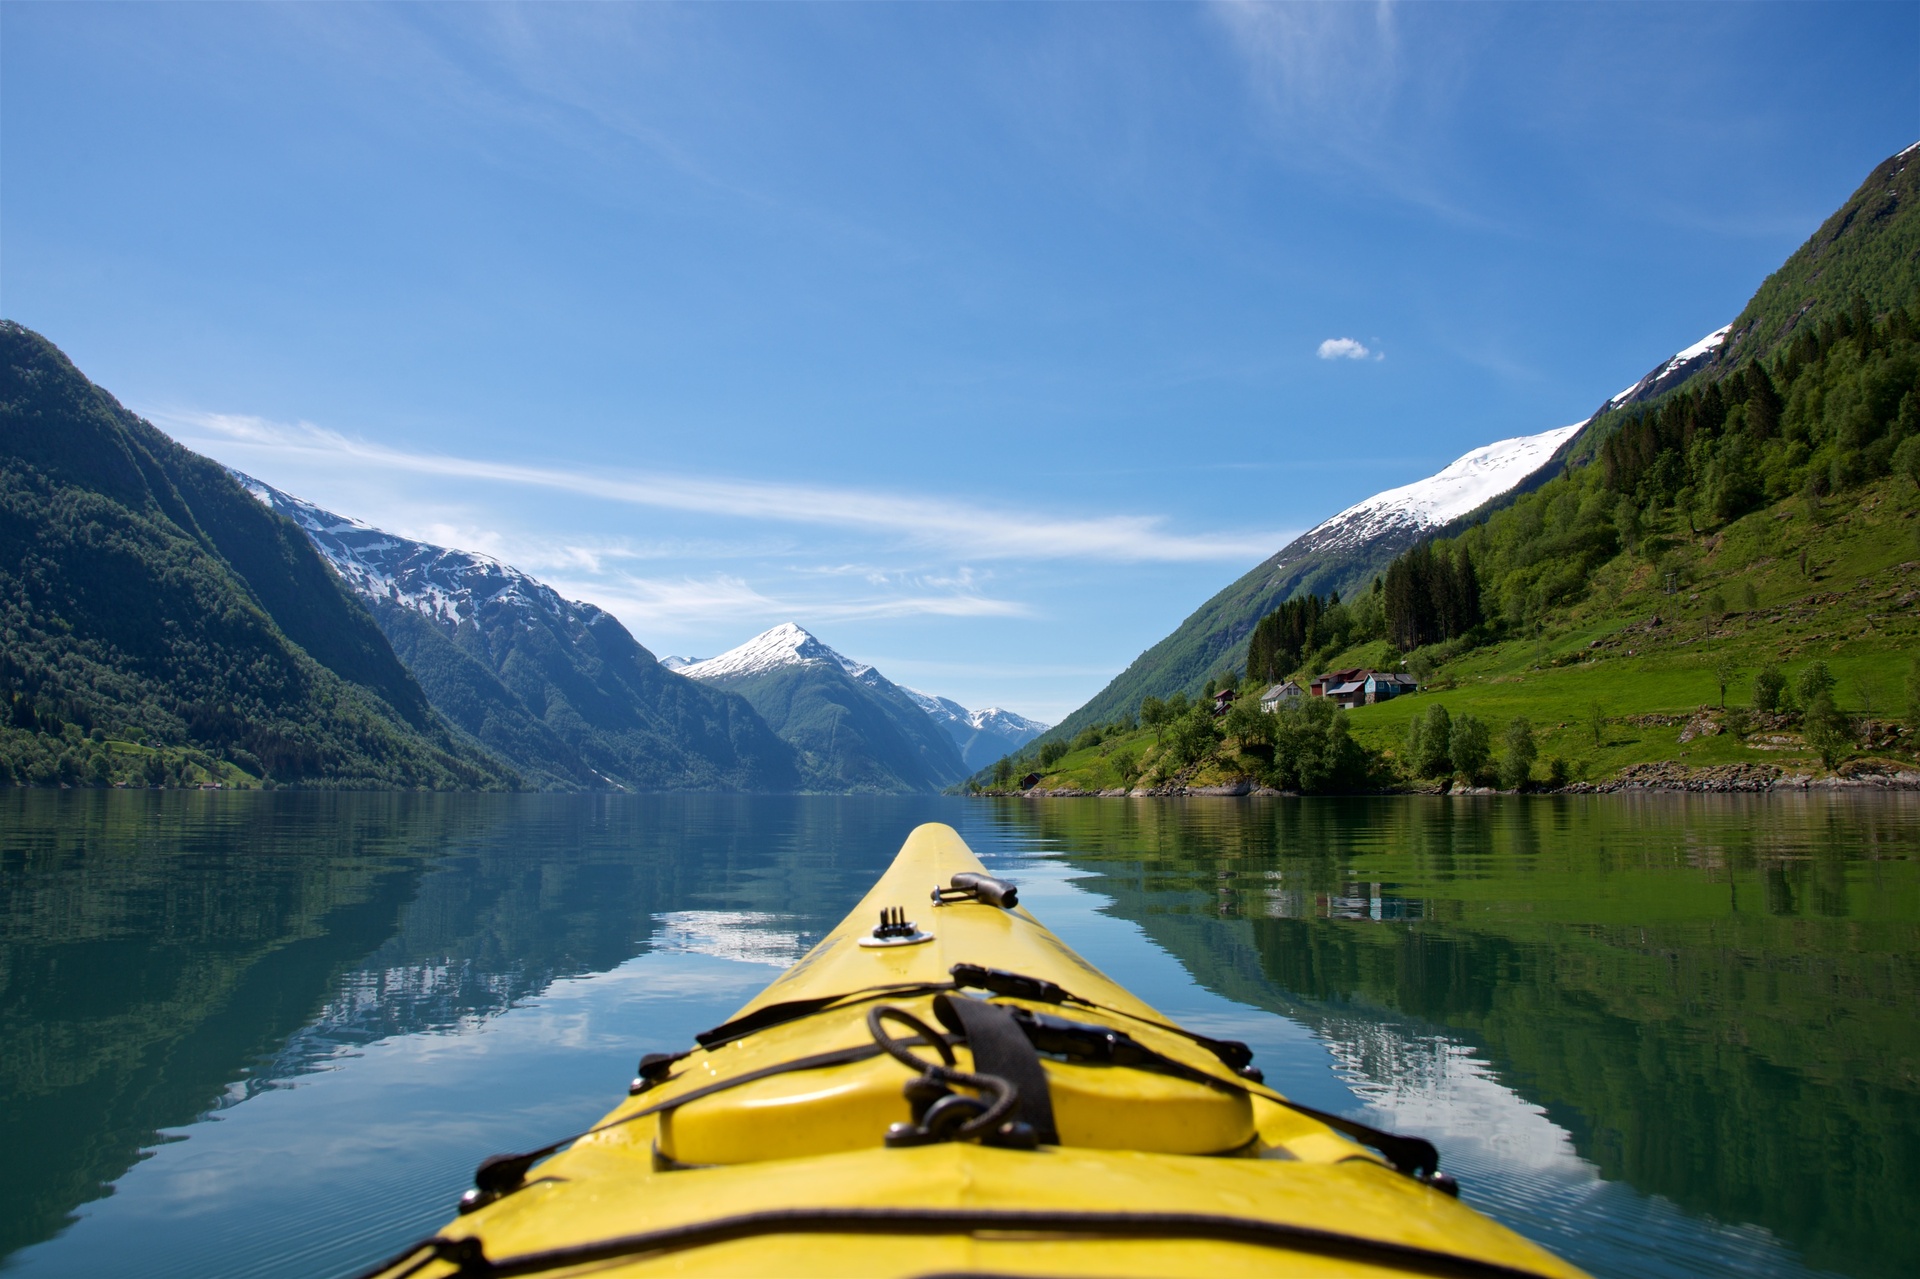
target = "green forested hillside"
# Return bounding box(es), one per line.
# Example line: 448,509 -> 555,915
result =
1720,142 -> 1920,369
1034,535 -> 1408,753
990,145 -> 1920,793
0,323 -> 514,788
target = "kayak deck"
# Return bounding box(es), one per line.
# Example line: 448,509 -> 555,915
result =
367,823 -> 1585,1278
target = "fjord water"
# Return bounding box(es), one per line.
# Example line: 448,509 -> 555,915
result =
2,794 -> 1914,1279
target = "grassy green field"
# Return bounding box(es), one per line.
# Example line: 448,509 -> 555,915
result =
1005,476 -> 1920,792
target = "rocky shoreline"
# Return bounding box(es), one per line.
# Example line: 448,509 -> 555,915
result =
981,760 -> 1920,799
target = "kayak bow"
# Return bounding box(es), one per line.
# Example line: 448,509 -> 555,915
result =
363,823 -> 1586,1279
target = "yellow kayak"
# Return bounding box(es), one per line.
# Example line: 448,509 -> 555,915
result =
362,824 -> 1586,1279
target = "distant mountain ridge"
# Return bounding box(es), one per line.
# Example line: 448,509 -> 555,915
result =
896,689 -> 1049,771
676,623 -> 972,793
669,626 -> 1048,772
237,477 -> 798,792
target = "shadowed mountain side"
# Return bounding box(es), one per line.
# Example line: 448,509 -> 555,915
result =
371,604 -> 588,790
0,324 -> 511,788
1002,797 -> 1919,1279
371,597 -> 797,793
718,662 -> 968,794
1037,538 -> 1408,746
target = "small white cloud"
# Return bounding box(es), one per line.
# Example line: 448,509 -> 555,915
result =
1317,337 -> 1376,361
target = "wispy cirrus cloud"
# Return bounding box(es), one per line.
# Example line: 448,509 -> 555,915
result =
162,410 -> 1282,563
1211,0 -> 1402,138
543,571 -> 1030,636
1207,1 -> 1495,231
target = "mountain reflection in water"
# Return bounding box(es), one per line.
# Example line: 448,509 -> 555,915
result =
990,793 -> 1918,1279
2,791 -> 1912,1279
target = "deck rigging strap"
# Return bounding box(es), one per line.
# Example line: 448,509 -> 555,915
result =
948,962 -> 1258,1072
689,965 -> 1257,1076
929,994 -> 1058,1144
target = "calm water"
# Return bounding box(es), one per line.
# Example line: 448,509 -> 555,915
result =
2,792 -> 1915,1278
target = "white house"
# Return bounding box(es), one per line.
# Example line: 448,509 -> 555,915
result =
1259,681 -> 1305,712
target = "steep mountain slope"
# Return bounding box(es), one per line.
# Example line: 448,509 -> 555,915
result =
1039,423 -> 1586,745
1566,141 -> 1920,470
898,689 -> 1048,770
678,624 -> 969,792
1723,141 -> 1920,368
238,479 -> 797,792
0,322 -> 511,788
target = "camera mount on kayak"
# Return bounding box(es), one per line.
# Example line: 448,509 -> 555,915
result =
931,871 -> 1019,909
857,906 -> 934,948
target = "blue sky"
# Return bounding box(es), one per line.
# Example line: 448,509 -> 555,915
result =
4,3 -> 1915,721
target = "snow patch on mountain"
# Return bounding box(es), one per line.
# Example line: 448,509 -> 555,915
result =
1608,324 -> 1731,407
969,705 -> 1045,737
901,686 -> 969,726
901,688 -> 1043,735
1294,423 -> 1585,557
232,471 -> 603,632
1297,322 -> 1736,563
674,622 -> 878,683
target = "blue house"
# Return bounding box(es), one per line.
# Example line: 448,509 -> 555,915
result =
1364,672 -> 1418,704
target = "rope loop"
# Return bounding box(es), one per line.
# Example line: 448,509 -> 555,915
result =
868,1003 -> 1020,1143
865,1004 -> 957,1071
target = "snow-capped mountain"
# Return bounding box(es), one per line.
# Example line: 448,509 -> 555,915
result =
232,473 -> 796,793
675,622 -> 876,684
1289,422 -> 1586,558
675,624 -> 971,792
677,624 -> 1046,773
898,689 -> 1049,771
231,471 -> 600,635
